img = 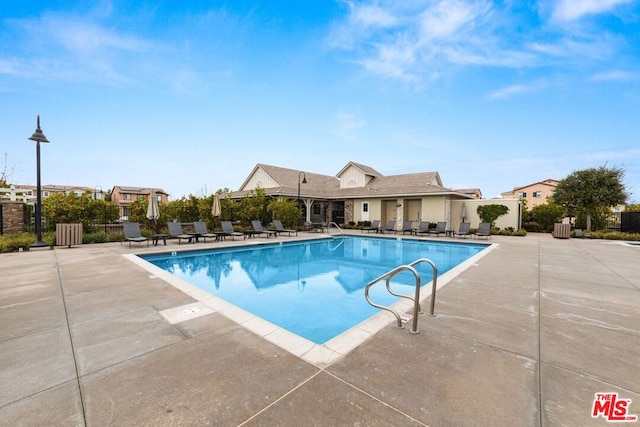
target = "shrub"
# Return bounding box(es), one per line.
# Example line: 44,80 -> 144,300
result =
0,233 -> 34,252
588,231 -> 640,241
523,222 -> 543,232
529,202 -> 565,232
82,231 -> 108,244
477,204 -> 509,227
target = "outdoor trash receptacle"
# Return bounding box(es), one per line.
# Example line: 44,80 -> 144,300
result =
56,223 -> 82,247
553,223 -> 570,239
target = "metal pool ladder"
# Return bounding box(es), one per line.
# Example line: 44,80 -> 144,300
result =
364,258 -> 438,334
327,222 -> 344,233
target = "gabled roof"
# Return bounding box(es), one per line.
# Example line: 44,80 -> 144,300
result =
231,163 -> 464,200
112,185 -> 169,195
336,161 -> 383,179
238,164 -> 339,197
511,178 -> 559,192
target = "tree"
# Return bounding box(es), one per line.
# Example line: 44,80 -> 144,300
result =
1,152 -> 14,187
476,204 -> 509,228
237,188 -> 271,227
552,165 -> 628,231
529,202 -> 565,232
626,203 -> 640,213
267,198 -> 301,229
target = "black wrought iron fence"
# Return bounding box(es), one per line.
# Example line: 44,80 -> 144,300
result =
23,204 -> 130,235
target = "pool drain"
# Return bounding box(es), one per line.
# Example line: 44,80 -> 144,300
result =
182,306 -> 201,315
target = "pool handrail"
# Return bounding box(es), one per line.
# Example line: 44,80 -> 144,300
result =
364,257 -> 439,335
365,264 -> 421,334
408,258 -> 438,317
327,222 -> 344,233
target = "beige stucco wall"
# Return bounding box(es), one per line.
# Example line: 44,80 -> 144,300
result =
352,199 -> 382,223
339,196 -> 521,231
421,196 -> 449,223
450,199 -> 521,230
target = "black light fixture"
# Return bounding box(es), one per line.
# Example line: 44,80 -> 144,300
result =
297,171 -> 307,225
28,115 -> 50,248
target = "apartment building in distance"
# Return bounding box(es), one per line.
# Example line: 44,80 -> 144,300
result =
111,186 -> 169,221
501,179 -> 559,209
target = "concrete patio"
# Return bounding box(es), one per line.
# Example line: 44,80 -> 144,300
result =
1,232 -> 639,426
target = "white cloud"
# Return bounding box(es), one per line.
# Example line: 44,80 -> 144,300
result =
329,1 -> 638,88
487,84 -> 534,99
333,111 -> 366,140
590,70 -> 635,81
418,0 -> 491,41
349,2 -> 398,27
551,0 -> 635,22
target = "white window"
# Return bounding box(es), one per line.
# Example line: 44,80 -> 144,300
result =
533,191 -> 542,198
124,194 -> 131,200
362,202 -> 369,213
518,192 -> 527,198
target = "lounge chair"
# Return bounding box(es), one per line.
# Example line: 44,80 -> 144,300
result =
413,221 -> 431,236
400,220 -> 414,235
247,220 -> 277,239
454,222 -> 471,238
304,221 -> 325,232
193,221 -> 221,242
123,222 -> 149,248
429,221 -> 447,237
273,219 -> 297,236
168,222 -> 193,244
361,220 -> 380,233
474,222 -> 491,239
220,221 -> 244,240
381,220 -> 396,234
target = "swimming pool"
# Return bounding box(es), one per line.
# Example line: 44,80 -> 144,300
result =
140,236 -> 488,344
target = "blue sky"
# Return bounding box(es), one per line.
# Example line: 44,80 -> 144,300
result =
1,0 -> 639,202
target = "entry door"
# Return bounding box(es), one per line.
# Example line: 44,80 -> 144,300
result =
407,199 -> 421,221
332,202 -> 345,225
385,200 -> 397,226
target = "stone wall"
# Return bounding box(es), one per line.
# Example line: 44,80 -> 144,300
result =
1,202 -> 25,234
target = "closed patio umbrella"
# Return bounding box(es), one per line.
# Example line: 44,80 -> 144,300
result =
461,201 -> 467,223
211,193 -> 221,227
147,188 -> 160,230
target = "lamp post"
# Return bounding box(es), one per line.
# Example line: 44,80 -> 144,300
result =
297,171 -> 307,225
28,115 -> 50,248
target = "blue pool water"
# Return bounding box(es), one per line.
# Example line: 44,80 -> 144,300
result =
142,236 -> 487,344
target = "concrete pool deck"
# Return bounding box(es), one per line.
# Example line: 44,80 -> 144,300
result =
1,232 -> 639,426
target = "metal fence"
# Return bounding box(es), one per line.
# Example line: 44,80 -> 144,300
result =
621,212 -> 640,233
22,204 -> 129,235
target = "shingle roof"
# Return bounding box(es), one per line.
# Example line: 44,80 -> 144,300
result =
337,161 -> 383,178
231,163 -> 463,200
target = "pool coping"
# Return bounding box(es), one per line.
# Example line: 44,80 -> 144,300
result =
124,238 -> 499,368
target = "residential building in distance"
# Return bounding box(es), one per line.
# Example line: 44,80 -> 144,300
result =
501,179 -> 559,209
111,186 -> 169,221
1,184 -> 105,204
